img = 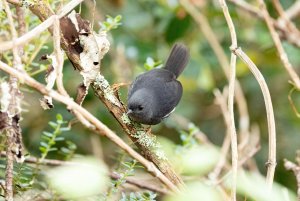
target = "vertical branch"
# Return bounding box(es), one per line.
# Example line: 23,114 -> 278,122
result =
4,128 -> 14,201
210,88 -> 232,181
217,1 -> 238,200
233,48 -> 276,189
53,16 -> 68,96
3,0 -> 25,200
257,0 -> 300,89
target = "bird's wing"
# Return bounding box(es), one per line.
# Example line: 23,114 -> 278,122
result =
128,69 -> 175,99
153,79 -> 182,119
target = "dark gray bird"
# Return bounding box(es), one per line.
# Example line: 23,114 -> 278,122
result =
127,43 -> 189,125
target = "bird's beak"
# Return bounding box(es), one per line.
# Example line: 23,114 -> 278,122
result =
127,109 -> 133,116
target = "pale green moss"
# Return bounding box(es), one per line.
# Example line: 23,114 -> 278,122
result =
94,73 -> 121,107
131,130 -> 144,139
121,113 -> 131,125
21,0 -> 35,7
138,134 -> 156,148
155,149 -> 167,160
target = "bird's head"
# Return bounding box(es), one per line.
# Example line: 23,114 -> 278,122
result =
127,89 -> 154,124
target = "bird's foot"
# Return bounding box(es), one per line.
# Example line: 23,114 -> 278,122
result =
111,82 -> 130,93
145,126 -> 152,135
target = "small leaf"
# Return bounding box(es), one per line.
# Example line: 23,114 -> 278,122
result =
56,114 -> 63,122
40,141 -> 49,148
60,147 -> 71,153
60,127 -> 70,132
49,147 -> 58,152
48,121 -> 58,128
39,147 -> 46,152
55,137 -> 65,141
43,131 -> 53,137
115,15 -> 122,22
41,135 -> 51,141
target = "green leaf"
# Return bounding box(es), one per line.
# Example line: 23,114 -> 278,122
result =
40,141 -> 49,148
56,114 -> 63,122
48,121 -> 58,128
43,131 -> 53,138
60,147 -> 71,153
41,135 -> 51,141
55,137 -> 65,141
115,15 -> 122,22
39,147 -> 46,152
60,127 -> 70,132
49,147 -> 58,152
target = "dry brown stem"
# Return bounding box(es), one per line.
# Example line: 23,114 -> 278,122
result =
217,0 -> 238,200
284,0 -> 300,20
284,159 -> 300,199
232,47 -> 276,189
209,89 -> 231,181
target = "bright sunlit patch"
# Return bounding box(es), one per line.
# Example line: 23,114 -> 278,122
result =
176,145 -> 220,175
164,181 -> 222,201
47,157 -> 109,199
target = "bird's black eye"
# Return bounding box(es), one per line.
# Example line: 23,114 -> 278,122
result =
138,105 -> 143,110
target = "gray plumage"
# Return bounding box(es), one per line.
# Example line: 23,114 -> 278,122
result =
127,43 -> 189,125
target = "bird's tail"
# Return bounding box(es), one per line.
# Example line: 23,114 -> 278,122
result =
164,43 -> 189,78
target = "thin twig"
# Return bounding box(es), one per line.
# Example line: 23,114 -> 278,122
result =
283,0 -> 300,20
272,0 -> 300,36
217,0 -> 238,200
232,47 -> 276,189
110,172 -> 170,195
0,60 -> 179,192
53,16 -> 67,96
284,159 -> 300,199
209,89 -> 231,181
257,0 -> 300,89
